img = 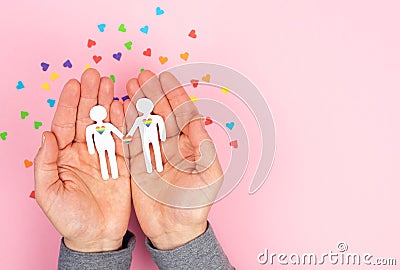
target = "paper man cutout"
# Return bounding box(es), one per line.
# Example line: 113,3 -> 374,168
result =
127,98 -> 166,173
86,105 -> 124,180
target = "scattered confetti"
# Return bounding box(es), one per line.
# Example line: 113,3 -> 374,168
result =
229,140 -> 238,148
190,95 -> 198,102
113,52 -> 122,61
34,121 -> 42,130
140,68 -> 145,72
20,111 -> 29,119
191,79 -> 199,88
205,116 -> 213,125
0,132 -> 7,140
140,25 -> 149,34
122,95 -> 130,101
221,86 -> 229,94
50,72 -> 59,81
110,74 -> 116,83
87,39 -> 96,48
47,99 -> 56,107
159,56 -> 168,64
41,62 -> 49,71
97,23 -> 106,32
143,48 -> 151,57
180,52 -> 189,61
84,64 -> 91,70
93,55 -> 102,64
118,24 -> 127,32
124,41 -> 133,50
41,82 -> 50,91
29,190 -> 35,199
24,159 -> 33,168
156,6 -> 165,15
16,81 -> 24,90
63,59 -> 72,68
202,74 -> 210,82
226,122 -> 235,130
188,29 -> 197,39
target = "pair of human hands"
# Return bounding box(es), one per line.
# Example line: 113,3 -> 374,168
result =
34,69 -> 223,252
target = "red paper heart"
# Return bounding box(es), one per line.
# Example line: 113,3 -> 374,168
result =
93,55 -> 102,64
87,39 -> 96,48
188,29 -> 197,39
143,48 -> 151,57
229,140 -> 238,148
191,79 -> 199,88
29,190 -> 35,199
205,116 -> 213,125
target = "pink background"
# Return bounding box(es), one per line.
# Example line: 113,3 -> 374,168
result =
1,0 -> 400,269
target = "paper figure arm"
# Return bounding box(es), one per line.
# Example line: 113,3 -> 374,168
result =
127,119 -> 139,137
107,124 -> 124,140
157,116 -> 166,141
86,126 -> 95,155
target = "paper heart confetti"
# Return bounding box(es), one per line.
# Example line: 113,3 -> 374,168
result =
142,118 -> 153,127
123,135 -> 133,144
190,95 -> 198,102
110,74 -> 115,83
124,41 -> 133,50
118,24 -> 127,32
0,132 -> 7,140
188,29 -> 197,39
226,122 -> 235,130
20,111 -> 29,119
93,55 -> 102,64
87,39 -> 96,48
221,86 -> 229,94
16,81 -> 24,90
41,82 -> 50,91
159,56 -> 168,64
156,6 -> 165,15
24,159 -> 33,168
140,25 -> 149,34
143,48 -> 151,57
34,121 -> 43,130
96,126 -> 106,134
113,52 -> 122,61
29,190 -> 35,199
97,23 -> 106,32
202,74 -> 210,82
191,79 -> 199,88
47,99 -> 56,107
41,62 -> 49,71
180,52 -> 189,61
205,117 -> 213,125
63,59 -> 72,68
84,64 -> 91,70
50,72 -> 59,81
229,140 -> 238,148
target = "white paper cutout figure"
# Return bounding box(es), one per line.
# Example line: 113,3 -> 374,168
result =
127,98 -> 166,173
86,105 -> 124,180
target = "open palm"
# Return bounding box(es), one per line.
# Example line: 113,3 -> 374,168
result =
34,69 -> 131,252
124,71 -> 224,250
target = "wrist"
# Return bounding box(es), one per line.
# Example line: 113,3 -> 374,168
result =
149,222 -> 207,250
64,237 -> 123,253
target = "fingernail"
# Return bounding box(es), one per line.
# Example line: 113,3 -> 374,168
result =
113,97 -> 119,101
121,95 -> 130,101
41,133 -> 45,147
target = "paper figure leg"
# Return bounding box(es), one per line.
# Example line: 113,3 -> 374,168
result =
152,140 -> 163,172
142,142 -> 153,173
98,150 -> 109,180
108,150 -> 119,179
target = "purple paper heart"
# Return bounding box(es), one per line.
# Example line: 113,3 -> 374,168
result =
41,62 -> 49,71
63,59 -> 72,68
113,52 -> 122,61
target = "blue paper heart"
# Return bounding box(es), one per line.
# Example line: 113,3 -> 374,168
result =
97,23 -> 106,32
140,25 -> 149,34
156,7 -> 165,15
63,59 -> 72,68
47,99 -> 56,108
16,81 -> 24,90
113,52 -> 122,61
41,62 -> 49,71
226,122 -> 235,130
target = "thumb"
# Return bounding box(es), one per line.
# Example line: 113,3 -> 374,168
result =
34,131 -> 61,203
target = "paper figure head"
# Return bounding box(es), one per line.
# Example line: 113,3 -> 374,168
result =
89,105 -> 107,122
136,98 -> 154,115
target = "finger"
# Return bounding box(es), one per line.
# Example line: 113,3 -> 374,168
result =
98,77 -> 114,122
34,132 -> 62,206
138,70 -> 180,137
51,79 -> 80,149
75,68 -> 100,142
125,78 -> 144,157
110,100 -> 125,157
159,71 -> 199,135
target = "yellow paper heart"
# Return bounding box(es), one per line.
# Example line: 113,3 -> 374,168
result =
221,86 -> 229,94
159,56 -> 168,64
180,52 -> 189,61
84,64 -> 91,70
190,95 -> 198,102
202,74 -> 210,82
41,82 -> 50,91
50,72 -> 59,81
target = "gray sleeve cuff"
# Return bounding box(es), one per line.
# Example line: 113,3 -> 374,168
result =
145,222 -> 234,270
58,231 -> 135,270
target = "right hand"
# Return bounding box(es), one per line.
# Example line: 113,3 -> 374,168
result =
34,69 -> 131,252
